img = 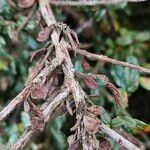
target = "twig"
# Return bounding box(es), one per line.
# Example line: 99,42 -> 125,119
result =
49,0 -> 146,6
99,123 -> 141,150
0,58 -> 63,121
9,89 -> 69,150
75,49 -> 150,74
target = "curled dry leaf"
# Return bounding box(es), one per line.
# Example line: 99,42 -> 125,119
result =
68,139 -> 80,150
106,82 -> 121,107
99,139 -> 111,150
27,100 -> 44,131
89,134 -> 100,149
82,58 -> 91,70
37,27 -> 52,42
83,76 -> 98,89
31,83 -> 49,100
87,105 -> 104,116
30,48 -> 47,62
83,115 -> 100,133
18,0 -> 35,8
24,100 -> 31,112
68,134 -> 80,150
66,101 -> 73,116
70,30 -> 79,45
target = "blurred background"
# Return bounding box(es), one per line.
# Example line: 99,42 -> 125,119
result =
0,0 -> 150,149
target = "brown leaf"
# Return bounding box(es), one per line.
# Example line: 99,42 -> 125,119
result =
30,48 -> 47,62
83,76 -> 98,89
27,100 -> 44,131
66,101 -> 73,116
58,30 -> 64,42
25,66 -> 38,85
68,139 -> 80,150
83,115 -> 100,133
82,58 -> 91,70
70,30 -> 79,45
87,105 -> 104,116
89,134 -> 100,149
99,139 -> 111,150
31,83 -> 49,100
107,82 -> 121,107
67,32 -> 78,51
68,134 -> 80,150
37,27 -> 52,42
18,0 -> 35,8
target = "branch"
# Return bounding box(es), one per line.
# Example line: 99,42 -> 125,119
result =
9,89 -> 69,150
75,49 -> 150,74
38,1 -> 142,149
99,123 -> 141,150
49,0 -> 146,6
0,58 -> 63,121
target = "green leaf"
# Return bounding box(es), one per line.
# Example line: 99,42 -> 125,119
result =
0,36 -> 6,46
100,112 -> 111,125
139,76 -> 150,91
134,119 -> 148,129
123,116 -> 137,130
21,112 -> 31,128
50,115 -> 67,150
111,116 -> 125,127
135,31 -> 150,42
111,56 -> 139,93
116,36 -> 133,46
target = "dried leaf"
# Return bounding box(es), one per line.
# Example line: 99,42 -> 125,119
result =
89,134 -> 100,149
66,101 -> 73,116
58,30 -> 64,42
31,83 -> 49,100
37,27 -> 52,42
70,30 -> 79,45
107,82 -> 121,107
99,139 -> 111,150
83,115 -> 100,133
68,139 -> 80,150
87,105 -> 104,116
83,76 -> 98,89
68,134 -> 80,150
30,48 -> 47,62
67,32 -> 78,51
24,100 -> 31,112
82,58 -> 91,70
27,100 -> 44,131
18,0 -> 35,8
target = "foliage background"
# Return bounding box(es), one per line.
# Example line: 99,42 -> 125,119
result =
0,1 -> 150,149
